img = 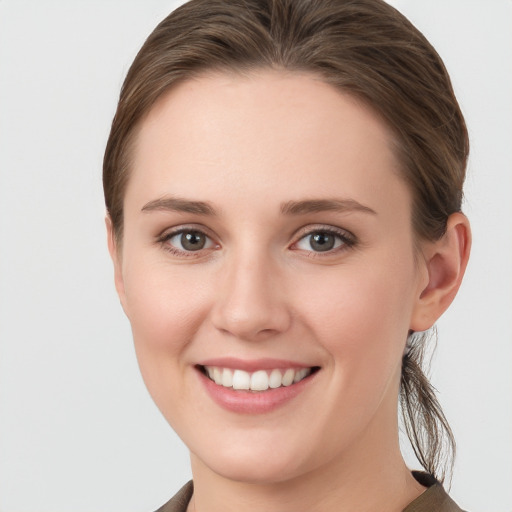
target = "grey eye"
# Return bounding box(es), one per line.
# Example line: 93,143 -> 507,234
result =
168,230 -> 213,251
296,231 -> 344,252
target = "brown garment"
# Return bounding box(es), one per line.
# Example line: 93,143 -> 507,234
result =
155,473 -> 466,512
403,472 -> 466,512
155,481 -> 192,512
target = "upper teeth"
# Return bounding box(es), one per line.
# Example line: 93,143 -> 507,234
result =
204,366 -> 312,391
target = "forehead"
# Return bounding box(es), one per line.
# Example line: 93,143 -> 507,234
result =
127,70 -> 410,219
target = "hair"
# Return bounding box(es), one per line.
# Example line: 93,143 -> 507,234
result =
103,0 -> 468,483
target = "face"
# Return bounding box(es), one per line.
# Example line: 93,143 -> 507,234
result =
110,71 -> 431,484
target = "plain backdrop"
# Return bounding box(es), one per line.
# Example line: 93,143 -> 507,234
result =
0,1 -> 511,511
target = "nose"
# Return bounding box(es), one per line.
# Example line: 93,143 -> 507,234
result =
210,251 -> 292,341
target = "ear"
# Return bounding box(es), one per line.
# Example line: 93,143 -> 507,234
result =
105,215 -> 127,311
410,212 -> 471,331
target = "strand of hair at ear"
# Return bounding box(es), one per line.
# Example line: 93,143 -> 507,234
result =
400,331 -> 455,486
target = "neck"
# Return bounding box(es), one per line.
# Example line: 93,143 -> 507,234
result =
188,403 -> 425,512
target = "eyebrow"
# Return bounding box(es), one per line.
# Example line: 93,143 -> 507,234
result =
141,195 -> 376,217
141,196 -> 217,216
280,198 -> 377,216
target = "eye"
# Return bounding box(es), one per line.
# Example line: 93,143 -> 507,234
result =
162,229 -> 216,253
293,228 -> 355,253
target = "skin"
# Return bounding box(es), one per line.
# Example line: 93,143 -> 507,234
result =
107,71 -> 470,512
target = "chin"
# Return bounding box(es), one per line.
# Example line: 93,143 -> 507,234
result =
191,438 -> 320,485
207,458 -> 303,485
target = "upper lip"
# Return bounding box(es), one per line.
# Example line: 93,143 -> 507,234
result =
196,357 -> 316,372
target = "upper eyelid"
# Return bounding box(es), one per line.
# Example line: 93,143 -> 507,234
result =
157,223 -> 217,240
156,223 -> 355,249
158,224 -> 353,236
291,224 -> 355,241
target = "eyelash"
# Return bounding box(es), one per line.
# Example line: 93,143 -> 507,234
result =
157,226 -> 217,258
290,225 -> 356,257
157,225 -> 357,258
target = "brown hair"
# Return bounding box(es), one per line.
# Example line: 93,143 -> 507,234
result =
104,0 -> 468,482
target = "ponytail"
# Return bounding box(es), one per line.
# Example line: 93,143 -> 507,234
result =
400,330 -> 455,484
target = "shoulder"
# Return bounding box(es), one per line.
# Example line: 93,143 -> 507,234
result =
154,481 -> 193,512
403,472 -> 467,512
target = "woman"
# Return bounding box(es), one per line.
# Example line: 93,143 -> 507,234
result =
104,0 -> 471,510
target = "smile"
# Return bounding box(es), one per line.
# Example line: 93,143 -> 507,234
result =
196,361 -> 320,413
201,366 -> 316,392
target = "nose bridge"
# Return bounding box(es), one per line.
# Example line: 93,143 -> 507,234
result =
211,243 -> 291,340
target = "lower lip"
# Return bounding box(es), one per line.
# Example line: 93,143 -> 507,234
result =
197,369 -> 317,414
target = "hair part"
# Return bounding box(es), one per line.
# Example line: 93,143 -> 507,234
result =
103,0 -> 468,481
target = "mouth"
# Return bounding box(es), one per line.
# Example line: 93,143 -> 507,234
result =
197,365 -> 320,392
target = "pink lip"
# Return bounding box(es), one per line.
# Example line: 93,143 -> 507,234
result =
195,364 -> 318,414
197,357 -> 311,372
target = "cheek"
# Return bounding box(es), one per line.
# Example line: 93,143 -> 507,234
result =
123,256 -> 208,343
120,257 -> 213,399
294,256 -> 417,371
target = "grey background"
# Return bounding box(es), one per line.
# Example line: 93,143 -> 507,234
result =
0,1 -> 511,511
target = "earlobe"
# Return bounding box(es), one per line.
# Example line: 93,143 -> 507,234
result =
410,212 -> 471,331
105,215 -> 127,311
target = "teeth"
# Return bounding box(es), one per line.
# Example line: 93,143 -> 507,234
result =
282,368 -> 295,386
203,366 -> 313,391
250,370 -> 269,391
232,369 -> 250,390
294,368 -> 309,383
221,368 -> 233,387
213,367 -> 222,385
269,369 -> 282,389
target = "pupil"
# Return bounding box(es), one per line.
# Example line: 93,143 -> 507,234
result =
311,233 -> 334,252
181,231 -> 205,251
